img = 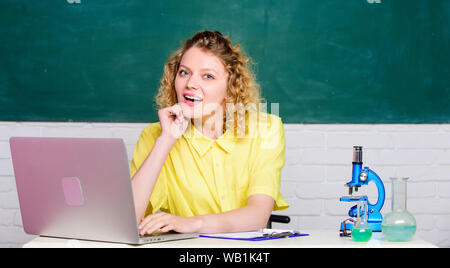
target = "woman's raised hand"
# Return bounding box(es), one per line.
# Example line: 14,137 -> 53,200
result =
158,103 -> 190,141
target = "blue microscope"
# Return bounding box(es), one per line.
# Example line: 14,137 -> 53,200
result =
339,146 -> 385,236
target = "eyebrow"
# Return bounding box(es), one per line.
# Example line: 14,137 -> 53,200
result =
179,64 -> 218,75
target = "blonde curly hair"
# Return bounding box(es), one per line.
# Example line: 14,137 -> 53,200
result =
155,30 -> 262,132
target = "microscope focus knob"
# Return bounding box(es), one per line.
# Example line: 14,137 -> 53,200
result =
359,171 -> 369,182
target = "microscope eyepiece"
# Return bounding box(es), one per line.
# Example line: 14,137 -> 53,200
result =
353,146 -> 363,164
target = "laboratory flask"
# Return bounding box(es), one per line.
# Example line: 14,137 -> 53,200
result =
352,200 -> 372,242
382,177 -> 416,242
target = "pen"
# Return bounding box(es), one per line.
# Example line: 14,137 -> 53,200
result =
262,231 -> 297,238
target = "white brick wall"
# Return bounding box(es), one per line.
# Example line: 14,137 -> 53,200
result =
1,122 -> 449,247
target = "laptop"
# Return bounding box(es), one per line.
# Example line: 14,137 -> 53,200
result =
9,137 -> 198,245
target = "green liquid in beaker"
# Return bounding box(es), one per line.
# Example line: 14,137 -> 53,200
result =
382,224 -> 416,242
351,227 -> 372,242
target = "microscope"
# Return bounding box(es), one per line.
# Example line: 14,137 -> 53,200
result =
339,146 -> 385,236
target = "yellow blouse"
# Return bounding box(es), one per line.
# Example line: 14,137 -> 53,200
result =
129,112 -> 289,217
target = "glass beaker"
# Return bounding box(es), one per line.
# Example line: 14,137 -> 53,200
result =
352,200 -> 372,242
382,177 -> 416,242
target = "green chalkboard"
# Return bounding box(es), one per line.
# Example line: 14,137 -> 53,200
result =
1,0 -> 449,123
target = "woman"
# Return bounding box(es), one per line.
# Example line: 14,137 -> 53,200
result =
130,30 -> 288,236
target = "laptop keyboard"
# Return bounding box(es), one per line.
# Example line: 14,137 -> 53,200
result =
139,230 -> 178,238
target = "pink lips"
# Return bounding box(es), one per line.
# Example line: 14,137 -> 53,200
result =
184,99 -> 196,107
183,92 -> 203,107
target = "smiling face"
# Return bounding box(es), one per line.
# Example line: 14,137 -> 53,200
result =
174,46 -> 228,119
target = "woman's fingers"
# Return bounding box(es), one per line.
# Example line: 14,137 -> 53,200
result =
139,212 -> 172,235
169,104 -> 186,122
138,213 -> 201,235
139,213 -> 164,231
138,212 -> 162,228
142,220 -> 168,235
178,102 -> 193,120
158,104 -> 190,139
169,104 -> 181,120
160,224 -> 175,233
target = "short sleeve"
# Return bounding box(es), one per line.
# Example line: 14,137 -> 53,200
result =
129,123 -> 169,215
247,115 -> 289,211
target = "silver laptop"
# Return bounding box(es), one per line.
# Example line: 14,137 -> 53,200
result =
9,137 -> 198,245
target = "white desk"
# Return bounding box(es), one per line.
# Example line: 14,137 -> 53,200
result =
23,230 -> 437,248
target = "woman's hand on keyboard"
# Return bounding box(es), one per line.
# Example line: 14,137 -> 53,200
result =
138,212 -> 202,235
